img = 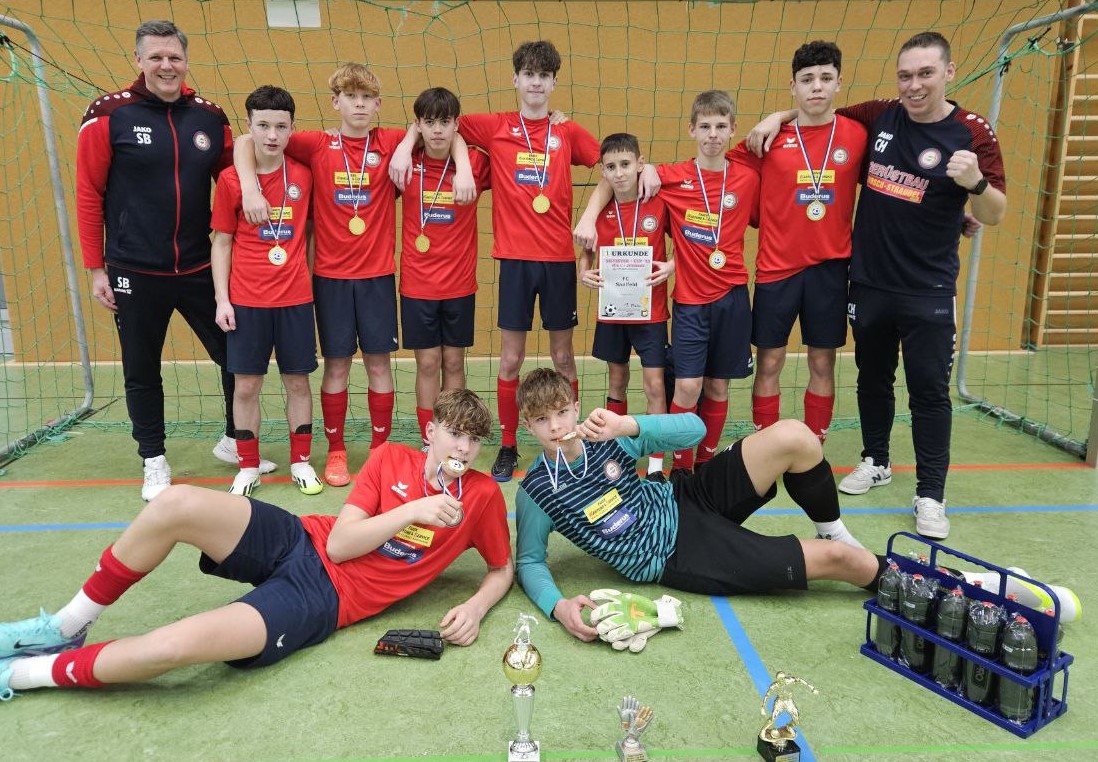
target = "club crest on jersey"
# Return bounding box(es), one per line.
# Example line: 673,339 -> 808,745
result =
603,459 -> 622,481
547,134 -> 561,151
193,131 -> 211,151
365,151 -> 382,167
832,146 -> 849,164
918,148 -> 942,169
722,192 -> 738,209
641,215 -> 659,233
287,183 -> 302,201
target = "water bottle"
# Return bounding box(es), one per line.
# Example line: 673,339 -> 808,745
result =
964,600 -> 1005,705
932,587 -> 967,689
998,614 -> 1039,723
1044,608 -> 1064,661
899,573 -> 936,673
873,561 -> 903,658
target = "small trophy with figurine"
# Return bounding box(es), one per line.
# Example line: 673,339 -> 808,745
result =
757,671 -> 818,761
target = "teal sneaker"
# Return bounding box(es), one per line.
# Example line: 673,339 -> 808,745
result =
0,609 -> 85,658
1,657 -> 17,701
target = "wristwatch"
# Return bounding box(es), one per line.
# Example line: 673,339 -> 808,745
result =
967,177 -> 989,195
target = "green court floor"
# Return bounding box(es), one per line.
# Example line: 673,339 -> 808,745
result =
1,409 -> 1096,761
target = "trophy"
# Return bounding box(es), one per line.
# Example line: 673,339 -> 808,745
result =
757,671 -> 818,762
615,695 -> 654,761
503,614 -> 542,762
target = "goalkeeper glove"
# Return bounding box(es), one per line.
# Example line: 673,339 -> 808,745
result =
589,589 -> 683,653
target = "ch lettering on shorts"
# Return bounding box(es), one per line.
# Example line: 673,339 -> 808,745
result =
847,301 -> 856,323
584,487 -> 637,538
132,125 -> 152,145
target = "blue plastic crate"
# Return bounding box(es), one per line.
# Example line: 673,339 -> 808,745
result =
860,532 -> 1073,738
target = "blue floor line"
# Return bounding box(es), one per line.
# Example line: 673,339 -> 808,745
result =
711,596 -> 816,762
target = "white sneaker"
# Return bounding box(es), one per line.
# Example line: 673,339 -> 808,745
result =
291,462 -> 324,495
141,455 -> 172,501
212,435 -> 277,474
913,495 -> 950,539
838,457 -> 892,495
228,468 -> 261,496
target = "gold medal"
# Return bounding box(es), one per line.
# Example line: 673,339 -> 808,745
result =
268,245 -> 288,266
806,200 -> 826,222
709,249 -> 726,270
532,194 -> 551,214
415,234 -> 431,253
348,215 -> 366,235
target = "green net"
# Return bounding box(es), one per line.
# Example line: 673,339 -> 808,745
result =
0,0 -> 1093,457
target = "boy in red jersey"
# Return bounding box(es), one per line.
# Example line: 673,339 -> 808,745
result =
750,41 -> 866,442
578,133 -> 673,479
0,390 -> 512,698
393,40 -> 601,483
235,64 -> 423,488
211,86 -> 321,497
399,88 -> 492,447
577,91 -> 761,481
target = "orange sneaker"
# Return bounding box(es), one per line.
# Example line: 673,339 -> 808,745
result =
324,450 -> 351,487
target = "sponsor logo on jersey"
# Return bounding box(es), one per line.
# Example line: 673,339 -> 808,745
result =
335,189 -> 372,206
597,508 -> 637,538
378,538 -> 424,563
514,168 -> 550,185
422,208 -> 456,224
865,161 -> 928,203
259,224 -> 295,241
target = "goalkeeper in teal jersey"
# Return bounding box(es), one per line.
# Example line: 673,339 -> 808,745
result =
515,368 -> 887,642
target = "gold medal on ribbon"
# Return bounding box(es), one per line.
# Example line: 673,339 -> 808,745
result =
348,215 -> 366,235
415,234 -> 431,253
709,249 -> 726,270
268,245 -> 288,266
532,194 -> 551,214
806,200 -> 826,222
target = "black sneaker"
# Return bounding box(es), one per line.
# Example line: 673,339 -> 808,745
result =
491,445 -> 520,482
644,471 -> 667,484
668,467 -> 692,488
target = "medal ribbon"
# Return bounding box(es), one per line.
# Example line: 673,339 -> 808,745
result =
261,160 -> 289,244
793,118 -> 837,201
337,130 -> 372,217
423,461 -> 463,500
694,159 -> 728,249
518,114 -> 552,194
418,153 -> 453,234
613,197 -> 641,245
545,441 -> 589,492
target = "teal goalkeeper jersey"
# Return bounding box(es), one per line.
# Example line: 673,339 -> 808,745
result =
515,414 -> 705,618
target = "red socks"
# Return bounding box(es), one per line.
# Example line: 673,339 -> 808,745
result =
83,546 -> 146,606
571,378 -> 580,402
606,397 -> 628,416
669,402 -> 697,470
804,390 -> 834,442
320,389 -> 347,452
695,396 -> 728,465
416,407 -> 433,445
498,376 -> 519,448
235,436 -> 260,469
752,393 -> 780,431
51,641 -> 113,689
289,432 -> 312,464
368,389 -> 395,448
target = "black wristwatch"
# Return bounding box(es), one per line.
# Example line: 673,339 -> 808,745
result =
967,178 -> 989,195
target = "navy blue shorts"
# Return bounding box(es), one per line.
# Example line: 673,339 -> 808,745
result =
592,322 -> 668,368
400,293 -> 476,350
226,303 -> 318,376
313,274 -> 399,357
199,498 -> 340,669
660,440 -> 806,595
497,259 -> 577,332
670,285 -> 753,379
752,258 -> 849,349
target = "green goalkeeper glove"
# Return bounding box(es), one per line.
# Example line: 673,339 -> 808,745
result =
589,589 -> 683,653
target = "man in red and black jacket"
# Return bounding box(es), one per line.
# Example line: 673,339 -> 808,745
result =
76,20 -> 268,500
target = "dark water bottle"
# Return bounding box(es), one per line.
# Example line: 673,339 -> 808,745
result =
899,573 -> 936,673
874,562 -> 903,657
964,601 -> 1005,704
932,587 -> 967,689
1044,608 -> 1065,661
998,615 -> 1039,723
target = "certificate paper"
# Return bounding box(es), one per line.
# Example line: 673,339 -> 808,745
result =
598,245 -> 654,321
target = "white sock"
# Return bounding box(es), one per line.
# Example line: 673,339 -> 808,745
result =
9,654 -> 60,690
56,590 -> 106,639
647,456 -> 664,474
813,519 -> 865,549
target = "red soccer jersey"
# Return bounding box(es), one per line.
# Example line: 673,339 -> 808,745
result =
399,147 -> 491,300
754,115 -> 867,283
592,195 -> 671,324
656,146 -> 761,305
211,157 -> 313,308
285,127 -> 405,280
300,442 -> 512,629
458,112 -> 600,261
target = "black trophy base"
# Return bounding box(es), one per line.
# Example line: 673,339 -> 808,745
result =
757,735 -> 800,762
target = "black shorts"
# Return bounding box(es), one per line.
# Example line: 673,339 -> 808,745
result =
313,274 -> 399,357
497,259 -> 578,332
752,258 -> 849,349
400,293 -> 476,350
659,440 -> 807,595
592,322 -> 668,367
199,499 -> 340,669
670,285 -> 753,379
226,303 -> 319,375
